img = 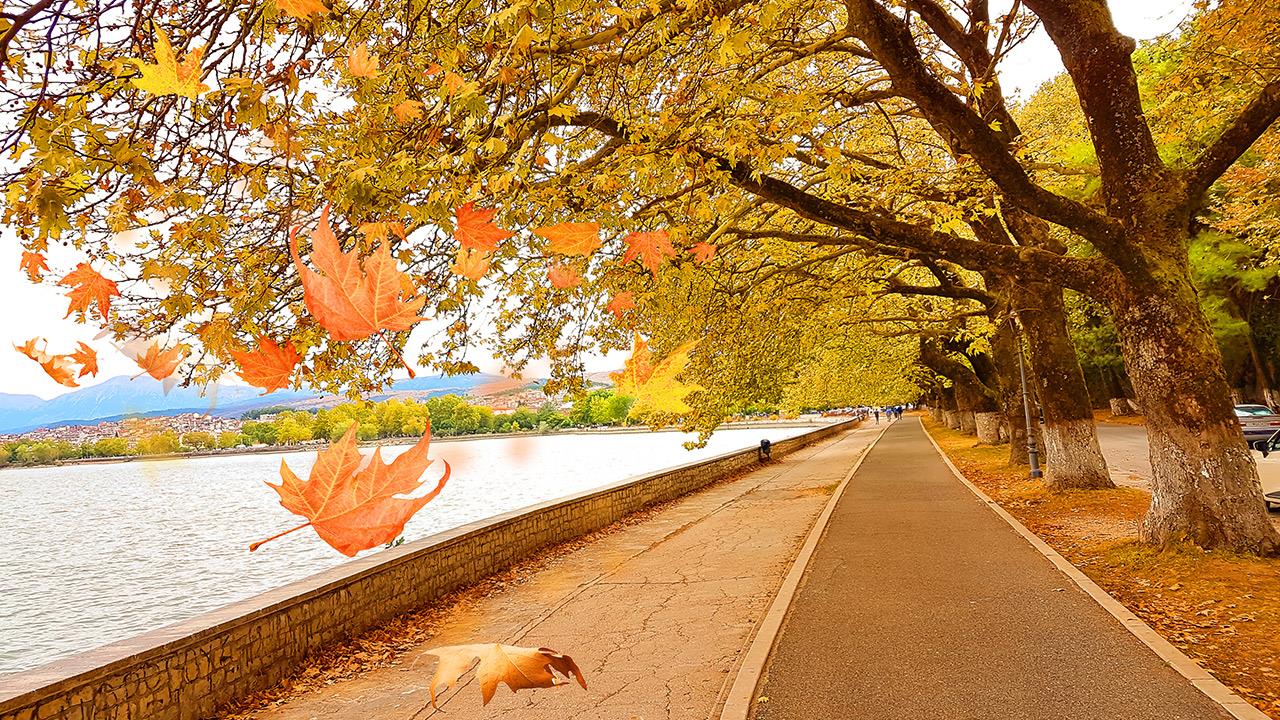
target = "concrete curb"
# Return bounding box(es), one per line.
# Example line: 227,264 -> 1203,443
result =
717,422 -> 892,720
920,422 -> 1272,720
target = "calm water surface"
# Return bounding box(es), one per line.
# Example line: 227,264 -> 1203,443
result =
0,426 -> 817,675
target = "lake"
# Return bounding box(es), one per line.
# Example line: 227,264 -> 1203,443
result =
0,425 -> 819,676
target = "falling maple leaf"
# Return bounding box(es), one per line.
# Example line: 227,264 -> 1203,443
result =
393,99 -> 425,123
455,203 -> 513,251
358,221 -> 407,243
133,341 -> 187,380
425,644 -> 586,707
347,44 -> 379,78
129,26 -> 210,99
230,336 -> 300,394
15,338 -> 80,387
19,251 -> 48,282
59,263 -> 120,322
689,241 -> 717,264
452,247 -> 491,280
548,264 -> 582,289
70,342 -> 99,378
612,337 -> 701,416
622,230 -> 677,276
606,291 -> 637,319
251,423 -> 450,556
289,205 -> 427,342
277,0 -> 329,18
535,222 -> 601,257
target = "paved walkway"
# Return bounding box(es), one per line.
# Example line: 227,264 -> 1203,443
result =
752,417 -> 1230,720
250,424 -> 883,720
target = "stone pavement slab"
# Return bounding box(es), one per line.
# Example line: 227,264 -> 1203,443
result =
246,425 -> 882,720
751,417 -> 1232,720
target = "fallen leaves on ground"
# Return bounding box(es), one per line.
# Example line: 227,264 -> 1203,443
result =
924,418 -> 1280,718
59,263 -> 120,322
230,336 -> 300,393
252,423 -> 450,556
128,26 -> 209,99
425,644 -> 586,706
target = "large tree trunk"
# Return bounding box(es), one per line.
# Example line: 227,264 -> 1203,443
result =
1109,254 -> 1280,554
1014,286 -> 1114,490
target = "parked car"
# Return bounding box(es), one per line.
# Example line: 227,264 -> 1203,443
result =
1234,404 -> 1280,445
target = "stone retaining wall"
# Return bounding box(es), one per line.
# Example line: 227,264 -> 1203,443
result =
0,421 -> 852,720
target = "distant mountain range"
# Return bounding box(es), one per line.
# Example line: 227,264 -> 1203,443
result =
0,373 -> 509,434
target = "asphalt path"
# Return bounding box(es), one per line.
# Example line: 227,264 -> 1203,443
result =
752,418 -> 1232,720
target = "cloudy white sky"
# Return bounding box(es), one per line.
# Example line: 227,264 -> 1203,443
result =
0,0 -> 1196,398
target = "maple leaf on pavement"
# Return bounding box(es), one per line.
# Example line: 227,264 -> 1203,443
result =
347,44 -> 379,78
622,230 -> 677,277
452,248 -> 491,280
70,342 -> 99,378
251,423 -> 450,556
133,341 -> 187,381
548,263 -> 582,289
19,251 -> 48,282
230,336 -> 301,394
15,338 -> 80,387
425,644 -> 586,707
277,0 -> 329,18
59,263 -> 120,322
612,337 -> 701,416
606,291 -> 637,319
455,203 -> 513,251
129,26 -> 210,99
689,241 -> 717,264
290,205 -> 427,342
534,222 -> 601,257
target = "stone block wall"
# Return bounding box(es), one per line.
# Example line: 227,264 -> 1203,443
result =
0,421 -> 851,720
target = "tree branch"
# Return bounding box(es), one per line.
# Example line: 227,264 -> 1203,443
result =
1184,78 -> 1280,202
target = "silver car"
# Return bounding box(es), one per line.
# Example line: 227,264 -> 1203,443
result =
1235,404 -> 1280,445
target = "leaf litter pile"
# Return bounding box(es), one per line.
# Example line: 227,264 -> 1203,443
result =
926,418 -> 1280,718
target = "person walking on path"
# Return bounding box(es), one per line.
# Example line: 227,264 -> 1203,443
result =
874,408 -> 880,424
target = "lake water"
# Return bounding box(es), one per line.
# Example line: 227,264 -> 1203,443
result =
0,425 -> 819,676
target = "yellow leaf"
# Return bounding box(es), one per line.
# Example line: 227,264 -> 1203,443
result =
612,337 -> 701,416
425,643 -> 586,707
129,27 -> 209,99
347,44 -> 379,78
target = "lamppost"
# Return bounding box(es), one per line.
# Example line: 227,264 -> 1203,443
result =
1012,316 -> 1043,479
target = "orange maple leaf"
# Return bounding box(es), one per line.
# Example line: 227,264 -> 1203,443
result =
290,206 -> 427,342
393,99 -> 425,123
606,291 -> 637,319
426,644 -> 586,707
689,241 -> 717,264
15,338 -> 80,387
59,263 -> 120,321
612,336 -> 700,416
347,44 -> 379,78
452,247 -> 491,280
535,222 -> 601,257
277,0 -> 329,18
70,341 -> 99,378
230,336 -> 301,394
455,203 -> 513,251
133,341 -> 187,380
358,221 -> 407,243
19,251 -> 48,282
548,264 -> 582,289
251,423 -> 451,556
622,230 -> 677,276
